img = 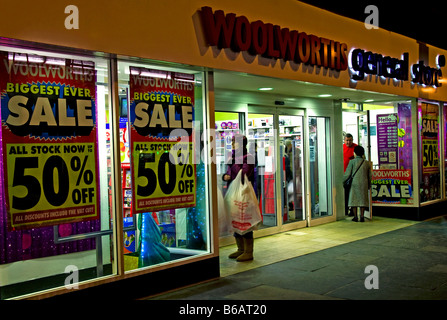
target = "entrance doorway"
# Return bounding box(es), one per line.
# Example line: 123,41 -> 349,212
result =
216,108 -> 333,243
343,109 -> 372,219
309,116 -> 332,219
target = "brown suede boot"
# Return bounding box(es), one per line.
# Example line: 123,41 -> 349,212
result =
236,237 -> 253,262
228,236 -> 244,259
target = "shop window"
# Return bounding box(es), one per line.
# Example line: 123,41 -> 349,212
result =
0,47 -> 114,298
117,61 -> 210,272
444,104 -> 447,199
419,101 -> 441,202
350,103 -> 415,206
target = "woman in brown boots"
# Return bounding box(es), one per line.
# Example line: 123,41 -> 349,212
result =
223,134 -> 256,262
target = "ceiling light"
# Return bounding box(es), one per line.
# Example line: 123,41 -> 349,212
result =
318,94 -> 332,97
258,87 -> 273,91
364,99 -> 374,102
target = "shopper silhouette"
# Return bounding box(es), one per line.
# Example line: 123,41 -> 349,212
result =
343,133 -> 357,216
343,145 -> 371,222
223,134 -> 256,262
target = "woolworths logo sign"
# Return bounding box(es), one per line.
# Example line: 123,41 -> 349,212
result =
200,6 -> 348,71
199,6 -> 445,88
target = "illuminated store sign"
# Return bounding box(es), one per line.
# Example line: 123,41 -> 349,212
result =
200,7 -> 445,88
200,6 -> 348,71
349,49 -> 409,81
349,49 -> 445,87
411,55 -> 445,87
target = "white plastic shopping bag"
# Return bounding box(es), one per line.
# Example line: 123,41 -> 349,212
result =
217,186 -> 230,236
224,170 -> 262,235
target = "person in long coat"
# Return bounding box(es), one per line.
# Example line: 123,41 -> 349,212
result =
343,145 -> 371,222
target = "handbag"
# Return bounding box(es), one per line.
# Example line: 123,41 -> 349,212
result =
343,160 -> 364,189
224,170 -> 262,235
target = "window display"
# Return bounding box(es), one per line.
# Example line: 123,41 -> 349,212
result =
444,104 -> 447,198
0,47 -> 212,299
419,101 -> 441,202
0,47 -> 113,299
353,103 -> 415,205
117,60 -> 209,272
1,51 -> 99,230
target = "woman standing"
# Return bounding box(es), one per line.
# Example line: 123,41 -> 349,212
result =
343,145 -> 371,222
223,134 -> 256,261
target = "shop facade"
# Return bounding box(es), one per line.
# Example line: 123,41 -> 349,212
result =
0,0 -> 446,299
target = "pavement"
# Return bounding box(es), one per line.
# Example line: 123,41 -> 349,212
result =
145,215 -> 447,300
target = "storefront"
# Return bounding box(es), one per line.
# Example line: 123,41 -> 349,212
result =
0,0 -> 446,299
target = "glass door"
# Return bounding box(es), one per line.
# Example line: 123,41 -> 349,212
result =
358,111 -> 372,219
358,111 -> 371,159
308,117 -> 332,219
279,115 -> 305,224
247,113 -> 277,228
215,111 -> 243,193
215,111 -> 243,237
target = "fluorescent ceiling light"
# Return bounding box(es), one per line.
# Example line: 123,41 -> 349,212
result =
258,87 -> 273,91
140,71 -> 171,79
45,58 -> 65,66
318,94 -> 332,97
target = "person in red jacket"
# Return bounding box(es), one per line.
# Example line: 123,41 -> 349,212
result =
343,134 -> 357,216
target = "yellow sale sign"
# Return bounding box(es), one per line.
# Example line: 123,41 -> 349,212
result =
132,141 -> 196,212
129,66 -> 196,213
5,143 -> 97,228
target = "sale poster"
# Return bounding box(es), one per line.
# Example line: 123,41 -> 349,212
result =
129,66 -> 196,213
0,51 -> 99,230
420,102 -> 441,201
377,113 -> 398,169
371,169 -> 413,204
420,102 -> 439,174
